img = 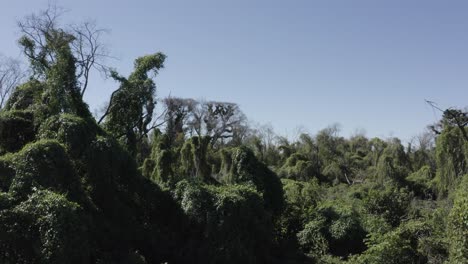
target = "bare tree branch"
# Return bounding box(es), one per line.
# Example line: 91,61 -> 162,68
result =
18,4 -> 112,98
0,56 -> 26,108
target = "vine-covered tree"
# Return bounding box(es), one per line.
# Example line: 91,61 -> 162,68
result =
100,53 -> 166,156
18,4 -> 110,97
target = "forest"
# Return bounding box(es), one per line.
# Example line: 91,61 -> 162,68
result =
0,6 -> 467,264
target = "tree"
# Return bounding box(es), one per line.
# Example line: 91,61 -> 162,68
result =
18,4 -> 110,98
0,56 -> 25,108
15,9 -> 92,119
220,146 -> 284,215
424,102 -> 468,195
190,101 -> 248,146
408,131 -> 435,172
447,175 -> 468,263
426,100 -> 468,142
433,126 -> 467,195
100,53 -> 166,156
161,98 -> 249,147
180,136 -> 212,181
163,97 -> 197,145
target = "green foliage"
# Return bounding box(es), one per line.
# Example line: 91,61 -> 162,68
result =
104,53 -> 166,156
0,53 -> 187,263
3,9 -> 467,262
42,31 -> 90,118
415,204 -> 449,263
180,136 -> 211,181
375,138 -> 411,184
153,150 -> 173,185
364,184 -> 413,227
295,197 -> 367,261
142,131 -> 177,188
279,153 -> 318,181
278,179 -> 322,256
17,27 -> 91,119
314,202 -> 367,258
297,215 -> 329,258
173,180 -> 273,263
406,165 -> 435,198
433,126 -> 468,196
349,220 -> 428,264
0,190 -> 90,264
447,174 -> 468,263
282,179 -> 322,216
38,114 -> 101,157
220,146 -> 284,215
323,162 -> 343,184
8,140 -> 84,201
3,80 -> 45,111
0,110 -> 35,154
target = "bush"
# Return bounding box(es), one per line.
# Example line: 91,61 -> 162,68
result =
173,180 -> 273,263
219,146 -> 284,215
38,114 -> 100,157
406,165 -> 435,198
4,80 -> 45,111
349,220 -> 430,264
0,110 -> 35,153
0,190 -> 90,264
297,215 -> 329,258
278,153 -> 317,181
296,200 -> 367,260
8,140 -> 84,201
364,185 -> 413,227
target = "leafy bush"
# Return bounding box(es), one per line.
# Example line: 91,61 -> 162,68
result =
8,140 -> 84,201
298,201 -> 367,259
220,146 -> 284,215
364,184 -> 413,227
38,114 -> 100,157
4,80 -> 45,111
0,110 -> 35,153
278,153 -> 318,181
173,180 -> 273,263
0,190 -> 90,264
349,220 -> 430,264
406,165 -> 435,198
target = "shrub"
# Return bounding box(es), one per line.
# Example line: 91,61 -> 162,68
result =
0,110 -> 35,153
173,180 -> 273,263
220,146 -> 284,215
0,190 -> 90,264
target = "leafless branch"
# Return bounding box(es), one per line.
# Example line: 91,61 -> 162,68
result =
0,56 -> 26,108
18,4 -> 113,97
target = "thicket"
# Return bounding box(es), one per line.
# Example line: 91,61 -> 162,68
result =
0,7 -> 467,264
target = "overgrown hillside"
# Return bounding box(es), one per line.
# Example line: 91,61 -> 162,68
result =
0,7 -> 467,264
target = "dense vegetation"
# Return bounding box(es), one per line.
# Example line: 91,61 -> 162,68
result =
0,7 -> 467,264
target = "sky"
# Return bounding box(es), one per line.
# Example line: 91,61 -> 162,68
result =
0,0 -> 467,142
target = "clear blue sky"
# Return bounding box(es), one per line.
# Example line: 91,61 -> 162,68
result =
1,0 -> 467,142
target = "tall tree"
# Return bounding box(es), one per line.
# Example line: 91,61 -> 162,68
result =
163,97 -> 197,145
100,53 -> 166,156
18,4 -> 110,98
203,101 -> 247,145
